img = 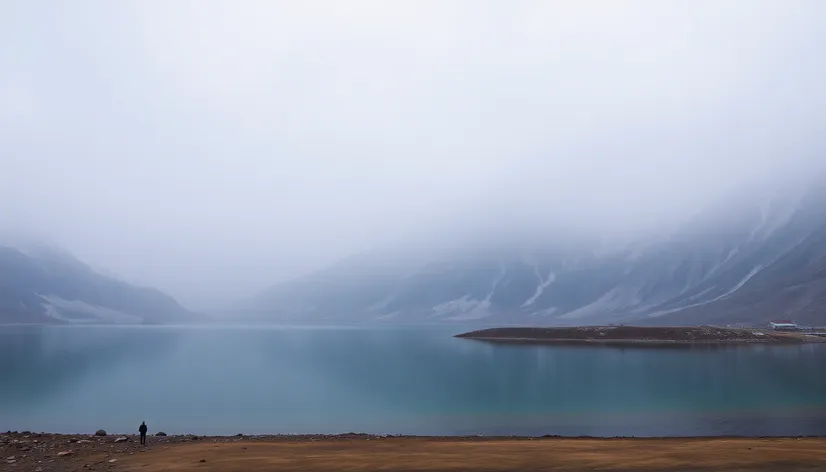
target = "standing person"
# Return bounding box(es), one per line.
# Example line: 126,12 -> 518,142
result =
139,421 -> 148,446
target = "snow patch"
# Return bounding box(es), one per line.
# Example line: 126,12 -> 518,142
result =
521,266 -> 556,307
697,247 -> 739,285
431,263 -> 506,320
430,295 -> 492,320
39,295 -> 143,324
682,285 -> 718,303
749,189 -> 803,242
647,265 -> 765,318
431,295 -> 480,317
716,265 -> 764,300
558,287 -> 641,320
531,307 -> 558,316
483,262 -> 506,305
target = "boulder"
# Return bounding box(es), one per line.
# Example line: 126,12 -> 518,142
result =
95,430 -> 107,436
114,437 -> 128,443
155,432 -> 167,437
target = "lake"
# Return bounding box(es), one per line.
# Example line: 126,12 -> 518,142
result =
1,325 -> 825,437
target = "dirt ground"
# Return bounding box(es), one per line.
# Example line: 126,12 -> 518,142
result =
4,434 -> 826,472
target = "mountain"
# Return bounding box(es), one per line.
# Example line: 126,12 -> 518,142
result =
245,177 -> 826,327
0,244 -> 198,324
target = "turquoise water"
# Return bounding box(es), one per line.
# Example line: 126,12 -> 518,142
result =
1,325 -> 825,437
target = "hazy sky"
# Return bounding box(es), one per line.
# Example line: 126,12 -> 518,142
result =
2,1 -> 825,309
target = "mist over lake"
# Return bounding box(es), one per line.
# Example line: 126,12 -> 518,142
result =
3,325 -> 825,437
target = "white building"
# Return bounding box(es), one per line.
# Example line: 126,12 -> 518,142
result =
769,320 -> 799,331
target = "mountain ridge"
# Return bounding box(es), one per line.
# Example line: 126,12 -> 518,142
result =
245,176 -> 826,327
0,244 -> 199,324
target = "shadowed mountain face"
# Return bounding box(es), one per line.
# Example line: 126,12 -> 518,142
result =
246,179 -> 826,327
0,245 -> 197,324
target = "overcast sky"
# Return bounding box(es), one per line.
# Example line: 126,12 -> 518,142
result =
2,1 -> 825,309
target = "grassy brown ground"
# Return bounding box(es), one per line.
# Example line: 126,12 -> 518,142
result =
124,439 -> 826,472
11,435 -> 825,472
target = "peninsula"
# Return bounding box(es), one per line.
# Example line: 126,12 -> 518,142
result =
454,326 -> 825,345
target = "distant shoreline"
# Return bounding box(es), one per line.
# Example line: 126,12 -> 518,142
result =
455,326 -> 826,345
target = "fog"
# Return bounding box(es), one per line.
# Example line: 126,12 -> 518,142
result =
2,1 -> 825,310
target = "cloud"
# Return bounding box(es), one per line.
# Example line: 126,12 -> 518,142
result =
1,0 -> 825,308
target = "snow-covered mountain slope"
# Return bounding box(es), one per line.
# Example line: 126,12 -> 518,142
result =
246,178 -> 826,326
0,244 -> 198,324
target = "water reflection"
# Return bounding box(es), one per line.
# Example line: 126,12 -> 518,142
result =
1,326 -> 824,436
0,326 -> 180,403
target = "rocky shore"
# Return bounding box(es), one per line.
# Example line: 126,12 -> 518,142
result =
1,431 -> 399,470
0,431 -> 389,471
455,326 -> 825,345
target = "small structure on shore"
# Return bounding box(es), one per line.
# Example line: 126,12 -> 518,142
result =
769,320 -> 799,331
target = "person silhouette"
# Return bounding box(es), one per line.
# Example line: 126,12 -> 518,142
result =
139,421 -> 148,446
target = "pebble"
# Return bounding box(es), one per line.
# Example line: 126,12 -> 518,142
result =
109,458 -> 117,463
57,451 -> 74,457
114,437 -> 128,443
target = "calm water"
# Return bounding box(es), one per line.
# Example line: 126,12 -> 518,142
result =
1,325 -> 825,437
